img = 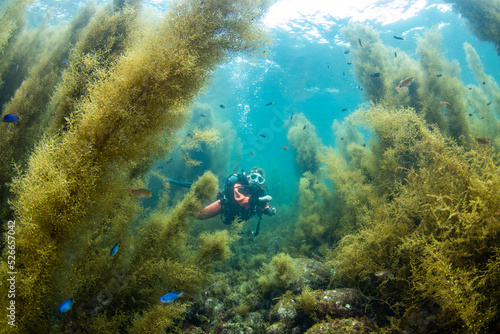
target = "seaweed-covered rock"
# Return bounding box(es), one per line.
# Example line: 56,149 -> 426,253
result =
245,312 -> 265,329
306,316 -> 377,333
269,298 -> 297,324
205,297 -> 226,315
217,322 -> 254,334
267,236 -> 282,254
295,258 -> 331,290
313,289 -> 366,318
180,324 -> 206,333
266,321 -> 290,334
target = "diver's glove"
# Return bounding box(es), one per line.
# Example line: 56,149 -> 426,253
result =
264,207 -> 276,216
259,195 -> 272,203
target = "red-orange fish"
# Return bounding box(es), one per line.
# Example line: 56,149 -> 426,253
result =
283,146 -> 289,150
395,76 -> 415,91
440,101 -> 451,107
251,151 -> 255,155
127,188 -> 152,198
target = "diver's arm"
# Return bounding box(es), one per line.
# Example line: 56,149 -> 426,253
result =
196,200 -> 222,219
258,195 -> 272,203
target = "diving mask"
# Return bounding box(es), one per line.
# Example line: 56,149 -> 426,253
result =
248,173 -> 265,185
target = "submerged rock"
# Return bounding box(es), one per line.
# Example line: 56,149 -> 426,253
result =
312,289 -> 366,319
267,236 -> 282,254
267,288 -> 369,333
305,316 -> 377,333
294,258 -> 331,291
244,312 -> 265,329
269,298 -> 297,324
265,321 -> 289,334
216,322 -> 254,334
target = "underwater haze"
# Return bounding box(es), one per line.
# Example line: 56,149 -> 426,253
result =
1,0 -> 500,333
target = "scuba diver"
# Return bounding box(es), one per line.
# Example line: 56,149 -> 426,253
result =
196,167 -> 276,236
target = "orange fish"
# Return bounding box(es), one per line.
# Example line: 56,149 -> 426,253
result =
440,101 -> 451,107
395,76 -> 415,91
475,137 -> 490,145
251,151 -> 255,155
283,146 -> 289,150
127,188 -> 152,198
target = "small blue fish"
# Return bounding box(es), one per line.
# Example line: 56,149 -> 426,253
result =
342,108 -> 348,112
302,125 -> 306,130
393,35 -> 405,40
160,291 -> 184,303
343,72 -> 345,76
347,62 -> 352,65
158,166 -> 164,169
167,158 -> 174,163
436,74 -> 443,77
3,114 -> 19,123
258,133 -> 266,138
370,73 -> 381,77
394,52 -> 397,58
59,298 -> 73,313
200,114 -> 206,117
290,111 -> 294,120
344,50 -> 350,54
187,132 -> 193,138
62,60 -> 69,64
219,104 -> 225,109
110,243 -> 119,256
265,101 -> 274,106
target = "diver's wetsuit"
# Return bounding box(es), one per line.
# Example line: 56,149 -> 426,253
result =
196,181 -> 270,223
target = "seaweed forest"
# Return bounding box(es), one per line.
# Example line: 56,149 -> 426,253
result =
0,0 -> 500,333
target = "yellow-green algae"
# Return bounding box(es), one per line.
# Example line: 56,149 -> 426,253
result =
44,1 -> 142,135
447,0 -> 500,46
0,0 -> 33,91
0,0 -> 270,332
286,112 -> 321,174
463,42 -> 500,147
276,23 -> 500,333
285,22 -> 500,333
325,104 -> 500,333
341,25 -> 471,140
0,3 -> 97,232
